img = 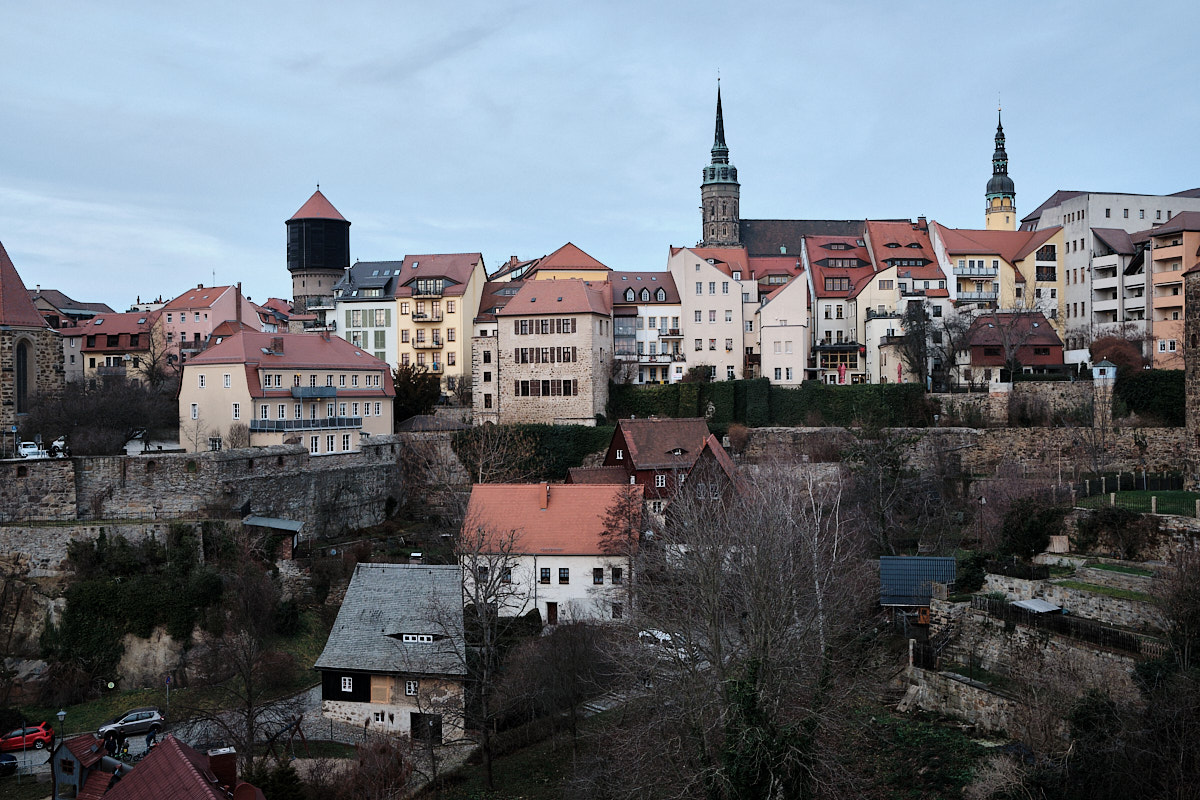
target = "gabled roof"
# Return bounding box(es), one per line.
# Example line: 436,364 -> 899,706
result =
474,280 -> 524,323
930,223 -> 1061,281
64,734 -> 109,769
671,246 -> 750,279
967,312 -> 1062,347
0,240 -> 50,328
260,298 -> 293,316
495,279 -> 611,317
879,556 -> 956,606
162,286 -> 233,311
611,272 -> 679,305
464,483 -> 641,556
28,288 -> 114,317
1151,211 -> 1200,236
1092,227 -> 1137,256
104,735 -> 265,800
741,219 -> 881,256
79,311 -> 159,338
489,255 -> 540,281
314,563 -> 466,676
805,235 -> 877,300
394,254 -> 484,298
1021,190 -> 1086,225
530,242 -> 610,273
689,434 -> 740,492
747,255 -> 803,278
618,417 -> 711,471
289,189 -> 347,222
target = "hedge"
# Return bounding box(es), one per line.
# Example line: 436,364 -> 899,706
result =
1114,369 -> 1184,426
608,379 -> 933,428
453,424 -> 615,482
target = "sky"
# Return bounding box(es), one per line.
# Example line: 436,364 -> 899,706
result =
3,0 -> 1198,311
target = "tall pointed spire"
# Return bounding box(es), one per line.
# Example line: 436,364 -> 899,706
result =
985,104 -> 1016,230
711,83 -> 729,164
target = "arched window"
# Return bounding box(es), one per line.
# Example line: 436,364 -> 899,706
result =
624,288 -> 635,302
640,289 -> 650,302
656,288 -> 666,301
14,340 -> 30,414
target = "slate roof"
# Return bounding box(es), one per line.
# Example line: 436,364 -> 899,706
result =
1020,190 -> 1086,227
28,288 -> 114,317
879,556 -> 956,606
618,417 -> 711,470
0,239 -> 50,328
611,272 -> 679,305
474,280 -> 524,323
1092,227 -> 1137,256
1151,211 -> 1200,236
465,483 -> 641,556
314,563 -> 466,676
741,219 -> 881,256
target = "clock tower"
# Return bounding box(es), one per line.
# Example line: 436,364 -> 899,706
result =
699,85 -> 741,248
985,108 -> 1017,231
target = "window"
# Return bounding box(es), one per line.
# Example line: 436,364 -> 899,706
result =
190,403 -> 198,420
223,373 -> 231,388
405,680 -> 419,696
695,310 -> 702,323
786,367 -> 793,380
593,568 -> 604,585
744,320 -> 753,333
709,310 -> 716,322
341,676 -> 353,692
1124,209 -> 1129,218
709,339 -> 716,350
932,305 -> 942,317
655,474 -> 666,488
709,282 -> 716,294
540,568 -> 551,584
232,403 -> 241,420
198,374 -> 206,389
327,434 -> 335,452
695,282 -> 702,295
612,567 -> 623,584
722,281 -> 729,294
727,365 -> 735,380
695,339 -> 702,351
725,309 -> 732,322
615,449 -> 623,460
278,403 -> 286,419
774,367 -> 782,380
725,338 -> 733,350
878,279 -> 893,289
1140,209 -> 1145,219
310,436 -> 319,454
1105,208 -> 1111,218
342,434 -> 351,451
559,568 -> 569,584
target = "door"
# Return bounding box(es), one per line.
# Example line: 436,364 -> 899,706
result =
546,602 -> 558,626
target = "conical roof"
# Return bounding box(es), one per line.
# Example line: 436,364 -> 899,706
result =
289,189 -> 348,222
0,240 -> 49,328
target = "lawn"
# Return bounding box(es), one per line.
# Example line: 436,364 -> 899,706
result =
1089,563 -> 1154,577
1056,580 -> 1152,603
1078,490 -> 1200,517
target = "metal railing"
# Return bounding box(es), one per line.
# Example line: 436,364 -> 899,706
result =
971,595 -> 1165,658
249,416 -> 363,433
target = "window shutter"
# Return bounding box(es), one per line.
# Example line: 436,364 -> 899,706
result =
572,346 -> 577,362
384,308 -> 391,326
345,310 -> 353,328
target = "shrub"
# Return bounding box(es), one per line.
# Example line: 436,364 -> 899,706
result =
726,423 -> 750,454
1114,369 -> 1185,426
999,496 -> 1067,558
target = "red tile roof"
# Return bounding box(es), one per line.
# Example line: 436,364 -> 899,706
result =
804,235 -> 876,300
261,298 -> 293,316
611,272 -> 679,305
392,254 -> 484,298
1151,211 -> 1200,236
531,242 -> 610,272
64,735 -> 108,768
0,239 -> 50,328
967,312 -> 1062,347
474,280 -> 524,323
618,417 -> 711,470
465,483 -> 640,555
747,255 -> 803,278
104,736 -> 264,800
865,221 -> 943,282
79,310 -> 160,338
672,246 -> 750,279
567,466 -> 631,484
78,770 -> 114,800
162,286 -> 234,311
932,223 -> 1061,281
289,189 -> 347,222
496,279 -> 612,317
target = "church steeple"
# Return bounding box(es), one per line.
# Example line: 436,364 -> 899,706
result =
985,106 -> 1017,230
699,83 -> 741,247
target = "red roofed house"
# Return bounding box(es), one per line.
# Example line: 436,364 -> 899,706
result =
67,311 -> 163,384
964,311 -> 1064,385
802,233 -> 879,384
667,246 -> 761,381
611,271 -> 684,385
481,277 -> 613,426
178,331 -> 394,453
462,483 -> 640,625
0,239 -> 64,432
52,733 -> 265,800
161,283 -> 263,365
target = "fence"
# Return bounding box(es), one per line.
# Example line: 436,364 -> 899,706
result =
1068,471 -> 1198,517
986,560 -> 1050,581
1073,471 -> 1184,497
971,595 -> 1167,659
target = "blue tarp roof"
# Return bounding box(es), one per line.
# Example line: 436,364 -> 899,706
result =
879,556 -> 956,606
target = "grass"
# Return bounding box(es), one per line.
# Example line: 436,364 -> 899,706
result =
1090,563 -> 1154,577
431,727 -> 583,800
1056,580 -> 1152,603
18,609 -> 329,736
860,711 -> 989,799
1048,565 -> 1077,578
1078,490 -> 1200,517
0,778 -> 53,800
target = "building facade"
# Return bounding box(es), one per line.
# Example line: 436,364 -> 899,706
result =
0,240 -> 63,433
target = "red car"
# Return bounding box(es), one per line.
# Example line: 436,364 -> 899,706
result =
0,722 -> 53,751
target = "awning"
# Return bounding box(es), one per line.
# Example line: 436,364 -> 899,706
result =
242,515 -> 303,533
1012,599 -> 1061,614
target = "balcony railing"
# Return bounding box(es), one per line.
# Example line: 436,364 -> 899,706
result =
957,290 -> 998,301
96,365 -> 127,378
250,416 -> 362,433
411,312 -> 444,322
429,363 -> 443,373
659,328 -> 683,337
1035,269 -> 1057,282
411,288 -> 443,299
953,265 -> 998,277
412,340 -> 443,349
290,386 -> 337,399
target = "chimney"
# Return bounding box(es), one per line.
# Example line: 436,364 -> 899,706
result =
198,283 -> 204,289
235,283 -> 243,327
233,785 -> 260,800
916,216 -> 927,231
270,336 -> 283,354
539,483 -> 549,510
207,747 -> 237,790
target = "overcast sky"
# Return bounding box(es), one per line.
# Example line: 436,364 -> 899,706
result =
3,1 -> 1198,311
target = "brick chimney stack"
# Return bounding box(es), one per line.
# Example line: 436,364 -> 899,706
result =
207,748 -> 237,790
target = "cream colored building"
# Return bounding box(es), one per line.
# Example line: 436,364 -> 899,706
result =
178,331 -> 394,453
668,246 -> 758,381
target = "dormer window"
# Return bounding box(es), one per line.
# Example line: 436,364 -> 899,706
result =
640,289 -> 650,302
615,449 -> 623,460
624,288 -> 635,302
885,243 -> 900,248
656,288 -> 666,301
672,448 -> 683,456
732,271 -> 741,280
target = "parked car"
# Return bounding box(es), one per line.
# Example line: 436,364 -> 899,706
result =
0,722 -> 53,751
16,442 -> 49,459
98,707 -> 164,740
0,753 -> 17,776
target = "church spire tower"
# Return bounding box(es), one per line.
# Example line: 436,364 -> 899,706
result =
985,106 -> 1017,230
699,83 -> 741,247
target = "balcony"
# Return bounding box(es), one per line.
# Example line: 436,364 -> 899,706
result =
96,365 -> 127,378
957,290 -> 998,301
429,363 -> 443,373
412,340 -> 444,349
1092,296 -> 1119,314
411,312 -> 444,323
1035,268 -> 1057,282
250,416 -> 362,433
291,386 -> 337,399
658,328 -> 683,338
953,264 -> 998,277
411,288 -> 444,299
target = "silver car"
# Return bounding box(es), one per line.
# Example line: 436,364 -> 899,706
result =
98,707 -> 164,740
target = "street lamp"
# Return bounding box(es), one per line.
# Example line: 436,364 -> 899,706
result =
56,709 -> 66,740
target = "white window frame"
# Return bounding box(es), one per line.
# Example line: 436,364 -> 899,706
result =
341,676 -> 353,692
405,680 -> 419,696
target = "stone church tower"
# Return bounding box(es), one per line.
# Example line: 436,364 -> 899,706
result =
0,239 -> 63,432
984,108 -> 1017,231
699,85 -> 741,248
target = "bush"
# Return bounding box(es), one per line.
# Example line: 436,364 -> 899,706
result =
999,497 -> 1067,558
726,423 -> 750,454
1073,506 -> 1161,559
956,551 -> 989,593
1115,369 -> 1185,426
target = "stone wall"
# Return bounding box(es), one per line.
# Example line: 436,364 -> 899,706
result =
741,425 -> 1188,477
982,574 -> 1165,631
0,327 -> 65,431
0,436 -> 405,533
1076,565 -> 1156,594
898,665 -> 1021,735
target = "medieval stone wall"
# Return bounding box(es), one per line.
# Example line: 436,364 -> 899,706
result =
982,574 -> 1165,631
0,327 -> 64,432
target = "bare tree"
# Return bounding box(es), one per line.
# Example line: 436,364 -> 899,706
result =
453,424 -> 536,484
898,300 -> 931,389
972,306 -> 1056,378
226,422 -> 250,449
933,308 -> 976,390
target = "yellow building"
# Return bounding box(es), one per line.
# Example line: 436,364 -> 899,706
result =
178,331 -> 394,453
